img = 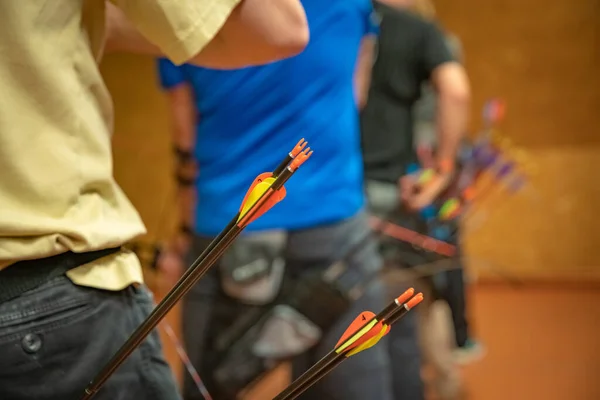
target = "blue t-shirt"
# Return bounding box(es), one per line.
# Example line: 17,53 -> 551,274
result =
157,0 -> 378,236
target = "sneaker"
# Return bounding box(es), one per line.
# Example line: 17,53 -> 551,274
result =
453,339 -> 485,365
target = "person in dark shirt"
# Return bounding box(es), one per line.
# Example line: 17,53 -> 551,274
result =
413,30 -> 485,371
411,20 -> 484,400
362,0 -> 469,197
361,1 -> 471,399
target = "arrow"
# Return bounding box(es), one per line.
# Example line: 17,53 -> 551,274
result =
437,157 -> 515,223
80,139 -> 312,400
369,215 -> 457,257
401,98 -> 508,224
273,289 -> 424,400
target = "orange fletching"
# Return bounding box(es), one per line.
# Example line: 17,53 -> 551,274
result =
335,311 -> 374,348
238,172 -> 273,213
346,320 -> 387,351
238,186 -> 286,227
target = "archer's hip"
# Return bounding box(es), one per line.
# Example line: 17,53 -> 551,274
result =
0,276 -> 180,400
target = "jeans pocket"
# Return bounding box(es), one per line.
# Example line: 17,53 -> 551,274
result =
0,276 -> 97,398
0,278 -> 93,343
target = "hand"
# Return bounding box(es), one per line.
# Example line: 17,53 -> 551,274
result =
399,170 -> 453,211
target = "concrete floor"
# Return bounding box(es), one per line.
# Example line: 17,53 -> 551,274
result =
155,281 -> 600,400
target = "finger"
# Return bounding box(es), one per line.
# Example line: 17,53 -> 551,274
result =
410,177 -> 447,210
399,175 -> 416,199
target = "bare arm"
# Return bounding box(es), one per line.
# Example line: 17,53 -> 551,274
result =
168,85 -> 196,151
430,62 -> 470,166
105,0 -> 309,69
166,84 -> 197,254
354,36 -> 376,110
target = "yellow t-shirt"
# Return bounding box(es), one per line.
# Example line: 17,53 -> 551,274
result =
0,0 -> 240,290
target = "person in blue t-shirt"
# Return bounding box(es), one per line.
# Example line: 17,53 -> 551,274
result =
156,1 -> 423,400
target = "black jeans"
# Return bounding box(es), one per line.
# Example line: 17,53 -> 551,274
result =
0,275 -> 181,400
440,265 -> 469,347
365,180 -> 470,370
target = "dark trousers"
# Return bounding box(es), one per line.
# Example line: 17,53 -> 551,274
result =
182,211 -> 423,400
365,180 -> 470,361
0,274 -> 181,400
441,267 -> 468,347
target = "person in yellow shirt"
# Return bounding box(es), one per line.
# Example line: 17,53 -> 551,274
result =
0,1 -> 308,399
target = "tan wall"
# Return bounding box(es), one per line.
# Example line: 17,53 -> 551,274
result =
433,0 -> 600,281
102,55 -> 178,244
102,0 -> 600,282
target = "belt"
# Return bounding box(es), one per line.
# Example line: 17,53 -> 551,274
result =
0,247 -> 122,303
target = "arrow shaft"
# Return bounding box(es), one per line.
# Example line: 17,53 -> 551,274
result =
274,353 -> 346,400
273,154 -> 293,177
385,304 -> 410,326
370,216 -> 457,257
273,351 -> 341,400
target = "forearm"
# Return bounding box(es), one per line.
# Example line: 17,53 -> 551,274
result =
174,141 -> 196,234
168,185 -> 195,256
172,157 -> 196,254
435,91 -> 469,164
165,84 -> 198,251
354,37 -> 376,110
177,187 -> 196,232
192,0 -> 308,68
105,2 -> 160,55
432,63 -> 470,166
105,0 -> 308,68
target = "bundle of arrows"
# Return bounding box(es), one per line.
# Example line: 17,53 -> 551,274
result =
80,139 -> 312,400
273,288 -> 423,400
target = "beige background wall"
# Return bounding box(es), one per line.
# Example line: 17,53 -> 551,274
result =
102,0 -> 600,282
433,0 -> 600,281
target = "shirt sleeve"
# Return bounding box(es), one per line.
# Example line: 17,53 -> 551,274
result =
445,34 -> 464,63
113,0 -> 242,65
157,58 -> 187,90
413,83 -> 437,124
421,22 -> 455,78
363,1 -> 380,36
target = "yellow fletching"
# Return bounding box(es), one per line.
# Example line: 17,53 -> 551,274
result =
346,324 -> 389,357
335,319 -> 378,354
238,177 -> 275,221
418,169 -> 435,185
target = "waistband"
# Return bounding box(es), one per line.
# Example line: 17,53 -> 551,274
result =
0,247 -> 122,304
